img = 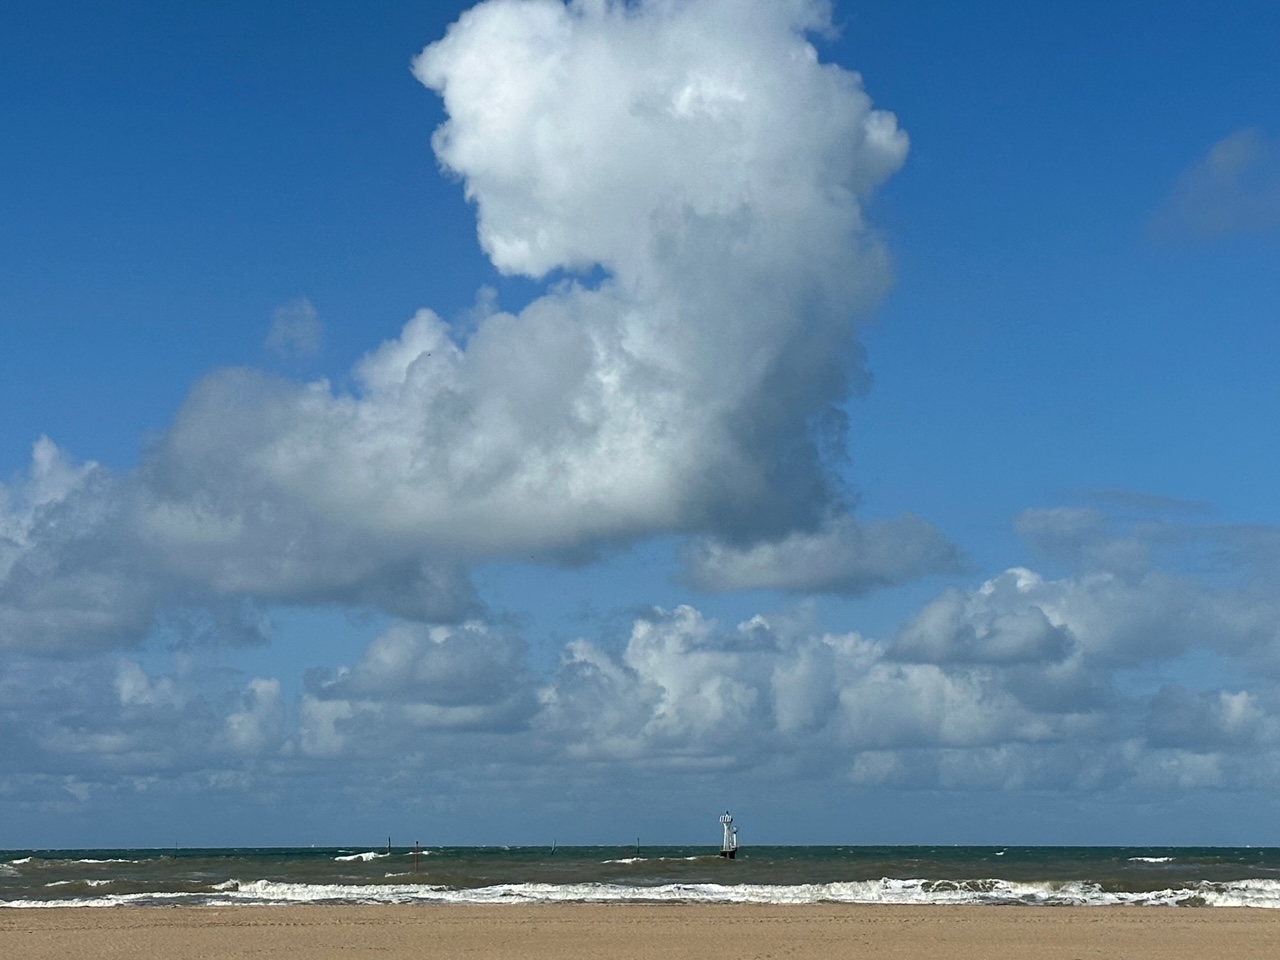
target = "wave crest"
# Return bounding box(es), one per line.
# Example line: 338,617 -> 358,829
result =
8,876 -> 1280,909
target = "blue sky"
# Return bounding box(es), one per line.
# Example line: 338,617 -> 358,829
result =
3,0 -> 1280,848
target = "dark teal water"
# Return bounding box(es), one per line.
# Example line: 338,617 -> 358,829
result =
5,846 -> 1280,907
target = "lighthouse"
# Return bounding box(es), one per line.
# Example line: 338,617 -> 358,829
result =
719,811 -> 738,859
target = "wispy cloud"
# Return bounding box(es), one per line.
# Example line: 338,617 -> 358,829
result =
265,297 -> 324,359
1149,127 -> 1280,240
681,513 -> 961,594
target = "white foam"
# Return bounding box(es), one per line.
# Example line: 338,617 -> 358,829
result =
1128,857 -> 1175,863
67,858 -> 137,865
601,855 -> 703,864
1,891 -> 192,909
334,852 -> 389,862
1196,878 -> 1280,909
220,879 -> 448,904
7,876 -> 1280,909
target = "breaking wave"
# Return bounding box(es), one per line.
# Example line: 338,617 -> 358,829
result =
7,876 -> 1280,909
600,856 -> 701,865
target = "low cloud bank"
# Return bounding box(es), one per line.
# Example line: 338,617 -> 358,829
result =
7,508 -> 1280,819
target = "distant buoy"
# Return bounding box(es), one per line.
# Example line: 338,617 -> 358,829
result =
719,811 -> 738,859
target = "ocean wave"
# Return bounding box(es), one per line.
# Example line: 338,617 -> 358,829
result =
230,879 -> 447,903
1128,857 -> 1175,863
333,852 -> 390,862
2,891 -> 193,909
8,876 -> 1280,909
1197,878 -> 1280,909
602,856 -> 701,864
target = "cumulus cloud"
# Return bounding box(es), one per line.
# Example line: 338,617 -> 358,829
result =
0,0 -> 917,654
533,598 -> 1104,777
8,502 -> 1280,820
310,620 -> 535,719
682,513 -> 960,594
144,0 -> 907,559
2,654 -> 222,780
1145,685 -> 1275,751
0,439 -> 158,653
325,529 -> 1280,793
291,619 -> 538,761
891,570 -> 1076,665
909,565 -> 1273,670
1149,127 -> 1280,240
525,511 -> 1280,790
224,677 -> 285,755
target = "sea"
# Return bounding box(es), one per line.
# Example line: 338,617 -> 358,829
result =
4,845 -> 1280,909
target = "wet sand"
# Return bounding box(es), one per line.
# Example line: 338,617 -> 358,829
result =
3,903 -> 1280,959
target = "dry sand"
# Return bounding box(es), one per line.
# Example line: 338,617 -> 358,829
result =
3,904 -> 1279,959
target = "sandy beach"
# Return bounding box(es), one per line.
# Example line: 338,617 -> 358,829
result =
3,904 -> 1279,959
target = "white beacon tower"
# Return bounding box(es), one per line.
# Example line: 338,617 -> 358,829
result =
719,811 -> 738,859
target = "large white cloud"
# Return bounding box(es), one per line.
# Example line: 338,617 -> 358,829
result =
140,0 -> 908,557
0,0 -> 920,654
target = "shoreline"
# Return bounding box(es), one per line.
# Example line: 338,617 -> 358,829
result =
5,904 -> 1280,960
